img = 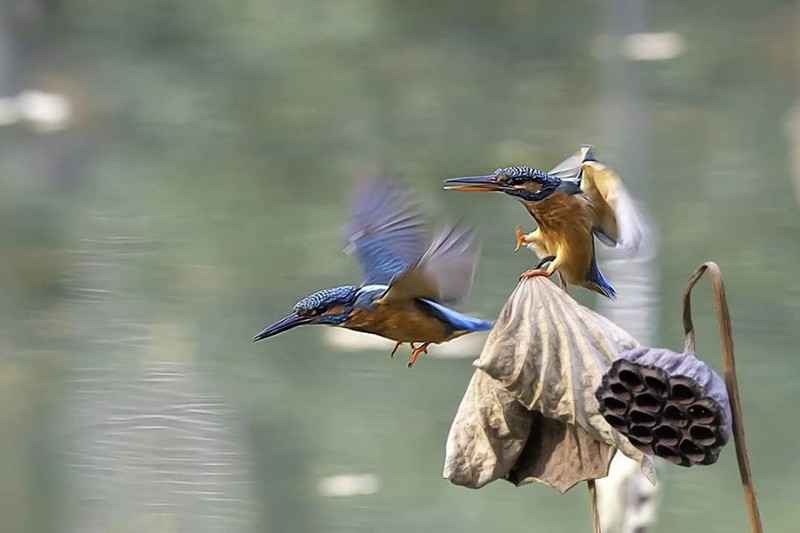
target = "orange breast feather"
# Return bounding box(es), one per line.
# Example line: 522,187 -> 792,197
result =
526,193 -> 595,285
345,302 -> 453,343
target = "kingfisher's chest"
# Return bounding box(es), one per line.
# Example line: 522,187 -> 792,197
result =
344,301 -> 452,343
530,193 -> 593,237
526,194 -> 596,279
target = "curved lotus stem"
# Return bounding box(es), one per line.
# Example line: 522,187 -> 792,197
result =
681,262 -> 763,533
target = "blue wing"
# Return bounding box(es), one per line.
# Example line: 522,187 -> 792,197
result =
419,298 -> 493,333
379,223 -> 480,306
342,180 -> 427,286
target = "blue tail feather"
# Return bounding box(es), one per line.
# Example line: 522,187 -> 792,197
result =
587,253 -> 617,300
417,299 -> 493,333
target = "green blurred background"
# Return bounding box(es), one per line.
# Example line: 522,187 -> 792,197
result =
1,1 -> 798,532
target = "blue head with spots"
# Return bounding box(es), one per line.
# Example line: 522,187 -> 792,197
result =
253,285 -> 358,341
445,165 -> 578,202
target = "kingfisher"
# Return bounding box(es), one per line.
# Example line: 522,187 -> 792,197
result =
444,145 -> 645,299
252,180 -> 492,367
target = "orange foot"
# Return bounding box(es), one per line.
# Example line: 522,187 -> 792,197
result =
390,341 -> 402,358
407,342 -> 430,368
519,268 -> 553,280
514,227 -> 529,252
390,341 -> 417,358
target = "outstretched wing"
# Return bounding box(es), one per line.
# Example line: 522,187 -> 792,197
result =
548,144 -> 596,179
378,223 -> 480,305
580,161 -> 646,254
342,180 -> 428,286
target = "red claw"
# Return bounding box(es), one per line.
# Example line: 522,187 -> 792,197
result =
390,341 -> 403,358
519,269 -> 552,280
514,227 -> 527,252
407,343 -> 430,368
391,342 -> 418,359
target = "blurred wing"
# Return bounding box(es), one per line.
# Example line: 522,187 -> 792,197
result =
580,161 -> 646,255
379,224 -> 480,305
342,180 -> 428,286
418,299 -> 493,333
548,144 -> 596,179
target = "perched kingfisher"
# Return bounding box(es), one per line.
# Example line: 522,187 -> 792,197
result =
252,180 -> 492,367
444,145 -> 645,299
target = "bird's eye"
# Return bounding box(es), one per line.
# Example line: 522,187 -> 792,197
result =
507,176 -> 524,186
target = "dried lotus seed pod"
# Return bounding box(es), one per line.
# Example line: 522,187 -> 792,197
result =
596,347 -> 732,467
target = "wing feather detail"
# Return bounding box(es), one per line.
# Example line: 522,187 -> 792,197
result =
342,180 -> 428,285
379,224 -> 480,305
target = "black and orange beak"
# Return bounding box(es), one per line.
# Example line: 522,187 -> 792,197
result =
252,313 -> 313,342
443,175 -> 505,192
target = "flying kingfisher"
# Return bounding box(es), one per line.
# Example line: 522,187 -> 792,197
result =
444,145 -> 645,299
252,180 -> 492,367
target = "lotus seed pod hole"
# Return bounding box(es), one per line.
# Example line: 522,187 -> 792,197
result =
629,425 -> 653,442
633,392 -> 661,412
679,439 -> 705,461
644,376 -> 669,397
663,405 -> 689,427
618,369 -> 644,391
654,444 -> 683,465
671,383 -> 696,403
653,425 -> 681,446
602,397 -> 627,413
604,414 -> 627,429
689,425 -> 717,446
687,404 -> 715,423
629,410 -> 658,427
609,382 -> 631,400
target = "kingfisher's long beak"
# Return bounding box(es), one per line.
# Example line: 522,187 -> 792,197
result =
443,176 -> 504,192
252,313 -> 313,342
